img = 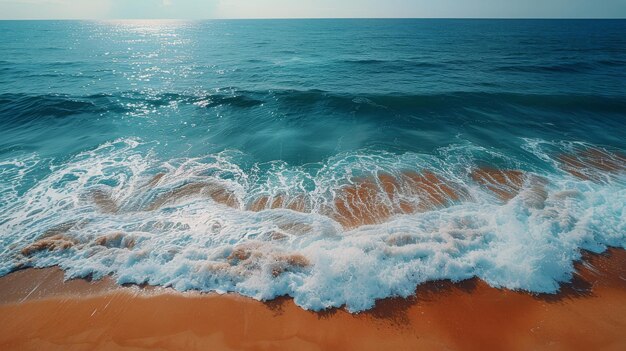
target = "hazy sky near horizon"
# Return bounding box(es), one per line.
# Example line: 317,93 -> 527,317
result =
1,0 -> 625,19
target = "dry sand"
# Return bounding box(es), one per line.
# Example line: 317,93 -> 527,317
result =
1,249 -> 626,351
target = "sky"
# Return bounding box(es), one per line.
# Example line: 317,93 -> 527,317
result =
1,0 -> 625,20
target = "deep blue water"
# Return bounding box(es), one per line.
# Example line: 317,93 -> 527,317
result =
0,20 -> 625,311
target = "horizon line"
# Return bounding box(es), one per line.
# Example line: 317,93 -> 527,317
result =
1,17 -> 626,21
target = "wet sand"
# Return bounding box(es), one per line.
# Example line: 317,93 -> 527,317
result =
3,150 -> 625,350
1,249 -> 626,351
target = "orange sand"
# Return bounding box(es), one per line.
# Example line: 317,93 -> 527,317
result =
470,168 -> 526,201
331,170 -> 469,229
557,147 -> 625,182
1,249 -> 626,351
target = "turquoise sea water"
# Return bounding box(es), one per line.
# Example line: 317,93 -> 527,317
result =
1,20 -> 625,311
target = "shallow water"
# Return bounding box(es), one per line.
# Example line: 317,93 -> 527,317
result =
1,19 -> 625,311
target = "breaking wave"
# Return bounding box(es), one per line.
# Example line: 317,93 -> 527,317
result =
0,138 -> 624,312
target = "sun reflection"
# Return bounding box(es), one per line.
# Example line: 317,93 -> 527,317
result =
101,19 -> 192,30
89,20 -> 201,117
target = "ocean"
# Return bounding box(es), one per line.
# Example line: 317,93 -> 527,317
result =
0,19 -> 624,312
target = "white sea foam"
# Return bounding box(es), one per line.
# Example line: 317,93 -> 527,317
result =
0,138 -> 624,312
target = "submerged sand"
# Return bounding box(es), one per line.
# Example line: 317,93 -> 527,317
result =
1,249 -> 625,351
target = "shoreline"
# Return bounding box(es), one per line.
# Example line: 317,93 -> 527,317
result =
1,249 -> 626,350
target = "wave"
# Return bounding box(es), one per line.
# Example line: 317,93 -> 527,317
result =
495,62 -> 594,73
0,93 -> 125,126
495,59 -> 626,74
0,94 -> 98,118
0,138 -> 624,311
267,90 -> 626,115
596,59 -> 626,67
2,89 -> 625,121
2,90 -> 625,120
339,59 -> 444,68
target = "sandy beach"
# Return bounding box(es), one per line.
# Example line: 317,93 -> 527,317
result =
1,12 -> 625,351
1,248 -> 625,351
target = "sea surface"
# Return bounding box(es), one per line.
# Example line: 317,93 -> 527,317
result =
0,19 -> 625,311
